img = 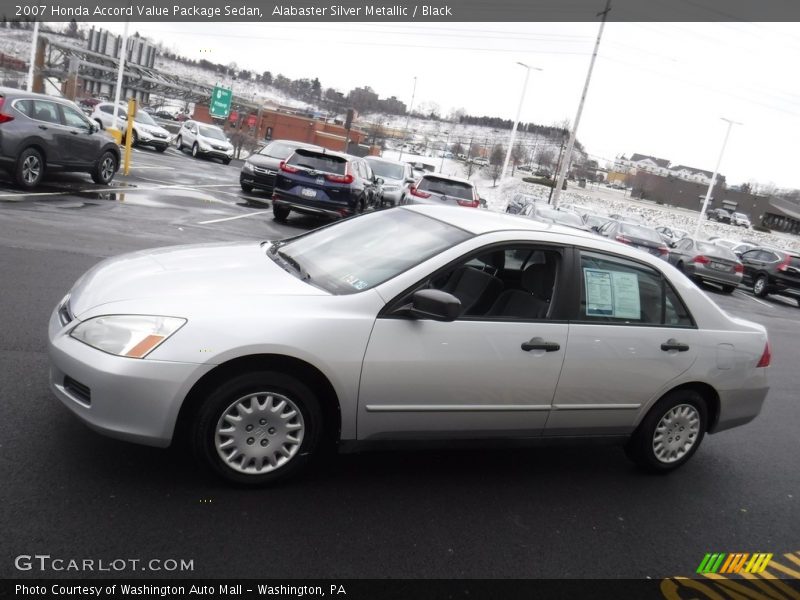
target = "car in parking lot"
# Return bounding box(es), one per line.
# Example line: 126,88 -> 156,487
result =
0,87 -> 120,188
655,226 -> 689,244
738,247 -> 800,306
175,120 -> 234,164
731,212 -> 751,228
667,237 -> 743,293
522,202 -> 590,231
272,147 -> 382,221
47,205 -> 771,485
91,102 -> 171,151
364,156 -> 414,206
505,192 -> 540,214
596,220 -> 670,260
706,208 -> 732,223
240,139 -> 321,196
401,173 -> 480,208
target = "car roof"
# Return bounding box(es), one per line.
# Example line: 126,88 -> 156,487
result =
401,205 -> 599,241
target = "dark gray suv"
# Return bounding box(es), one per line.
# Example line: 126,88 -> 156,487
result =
0,87 -> 121,189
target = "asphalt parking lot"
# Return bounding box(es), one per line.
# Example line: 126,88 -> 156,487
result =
0,147 -> 798,581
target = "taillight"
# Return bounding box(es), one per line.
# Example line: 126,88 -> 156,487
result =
279,160 -> 299,174
325,170 -> 354,184
615,235 -> 632,244
410,186 -> 431,199
777,255 -> 791,272
756,341 -> 771,368
457,199 -> 480,208
658,245 -> 669,256
734,263 -> 744,274
0,97 -> 13,124
692,255 -> 711,264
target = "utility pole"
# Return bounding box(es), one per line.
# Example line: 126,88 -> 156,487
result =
548,137 -> 567,204
26,20 -> 39,92
500,62 -> 542,182
111,20 -> 130,132
694,118 -> 742,238
552,0 -> 611,208
398,76 -> 417,161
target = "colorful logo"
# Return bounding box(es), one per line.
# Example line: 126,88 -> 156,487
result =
696,553 -> 773,574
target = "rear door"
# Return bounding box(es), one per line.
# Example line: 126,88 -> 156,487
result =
547,249 -> 698,436
27,100 -> 63,164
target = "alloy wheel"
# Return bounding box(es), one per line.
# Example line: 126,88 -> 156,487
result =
22,155 -> 41,184
100,156 -> 115,182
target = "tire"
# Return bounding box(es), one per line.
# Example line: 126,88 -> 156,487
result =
176,136 -> 183,150
721,284 -> 736,294
15,147 -> 44,189
356,197 -> 366,214
241,183 -> 253,193
753,274 -> 768,297
94,119 -> 104,132
91,151 -> 118,185
155,145 -> 167,153
625,389 -> 707,473
131,129 -> 139,146
273,204 -> 290,222
192,371 -> 322,485
222,158 -> 231,165
192,143 -> 199,158
676,261 -> 685,273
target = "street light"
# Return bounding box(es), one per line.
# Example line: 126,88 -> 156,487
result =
500,62 -> 542,182
693,117 -> 743,238
398,76 -> 417,161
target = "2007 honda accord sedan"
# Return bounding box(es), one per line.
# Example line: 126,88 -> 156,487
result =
48,205 -> 770,485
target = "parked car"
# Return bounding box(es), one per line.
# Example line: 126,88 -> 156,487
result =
47,205 -> 771,485
739,247 -> 800,306
401,173 -> 480,208
505,192 -> 540,214
240,139 -> 320,196
609,212 -> 646,225
710,238 -> 739,250
582,212 -> 615,232
91,102 -> 170,151
175,120 -> 234,164
731,212 -> 751,228
153,110 -> 176,121
0,87 -> 121,189
706,208 -> 732,223
732,242 -> 758,257
272,148 -> 382,221
596,220 -> 670,260
472,157 -> 489,166
667,237 -> 743,294
655,226 -> 689,244
364,156 -> 414,207
522,202 -> 590,231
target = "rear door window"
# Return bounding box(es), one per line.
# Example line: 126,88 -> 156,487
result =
13,99 -> 34,117
287,150 -> 346,175
31,101 -> 60,124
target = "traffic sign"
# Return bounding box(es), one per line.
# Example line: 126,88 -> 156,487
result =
210,86 -> 232,118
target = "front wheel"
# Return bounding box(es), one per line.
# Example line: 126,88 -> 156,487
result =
192,143 -> 199,158
222,158 -> 231,165
91,151 -> 118,185
175,136 -> 183,150
192,371 -> 322,485
241,183 -> 253,193
155,145 -> 167,153
753,275 -> 768,297
625,390 -> 707,472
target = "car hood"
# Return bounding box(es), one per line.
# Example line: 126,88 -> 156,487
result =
136,121 -> 170,136
200,135 -> 232,148
246,154 -> 283,170
68,241 -> 326,317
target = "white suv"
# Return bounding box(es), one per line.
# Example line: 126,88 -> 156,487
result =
731,212 -> 751,228
90,102 -> 170,151
175,120 -> 234,164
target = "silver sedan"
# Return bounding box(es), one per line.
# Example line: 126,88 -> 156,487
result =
49,206 -> 770,485
668,237 -> 743,293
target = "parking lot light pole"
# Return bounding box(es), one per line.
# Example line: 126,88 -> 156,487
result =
500,62 -> 542,182
694,117 -> 742,238
111,20 -> 130,133
26,20 -> 39,92
398,76 -> 417,162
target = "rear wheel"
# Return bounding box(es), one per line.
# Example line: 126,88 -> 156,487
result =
753,275 -> 768,297
273,204 -> 290,222
91,151 -> 117,185
625,389 -> 707,472
721,284 -> 736,294
176,136 -> 183,150
15,147 -> 44,189
131,129 -> 139,146
192,143 -> 199,158
192,371 -> 322,485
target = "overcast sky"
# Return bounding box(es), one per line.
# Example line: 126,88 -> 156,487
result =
98,21 -> 800,189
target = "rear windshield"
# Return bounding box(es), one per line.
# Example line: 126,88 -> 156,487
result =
789,255 -> 800,269
552,211 -> 584,227
261,141 -> 303,159
620,224 -> 662,244
287,149 -> 346,175
417,176 -> 474,200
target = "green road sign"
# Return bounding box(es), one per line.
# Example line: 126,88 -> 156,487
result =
210,86 -> 232,118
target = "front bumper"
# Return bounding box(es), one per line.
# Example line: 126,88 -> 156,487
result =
199,146 -> 234,159
48,307 -> 212,447
240,169 -> 277,193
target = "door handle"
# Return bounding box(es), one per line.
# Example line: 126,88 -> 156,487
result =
70,130 -> 79,135
521,337 -> 560,352
661,339 -> 690,352
38,125 -> 48,130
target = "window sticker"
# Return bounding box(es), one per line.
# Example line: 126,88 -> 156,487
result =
584,268 -> 641,319
341,274 -> 369,290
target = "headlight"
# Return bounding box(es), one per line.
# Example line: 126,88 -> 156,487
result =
70,315 -> 186,358
243,161 -> 254,173
138,130 -> 152,140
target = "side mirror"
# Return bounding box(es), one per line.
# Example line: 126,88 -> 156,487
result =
668,241 -> 676,248
400,289 -> 461,322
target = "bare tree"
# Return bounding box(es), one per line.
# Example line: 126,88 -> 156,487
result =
487,144 -> 506,187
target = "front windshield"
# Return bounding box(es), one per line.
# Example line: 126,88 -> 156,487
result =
368,160 -> 405,180
272,209 -> 472,294
199,126 -> 227,141
135,110 -> 156,125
